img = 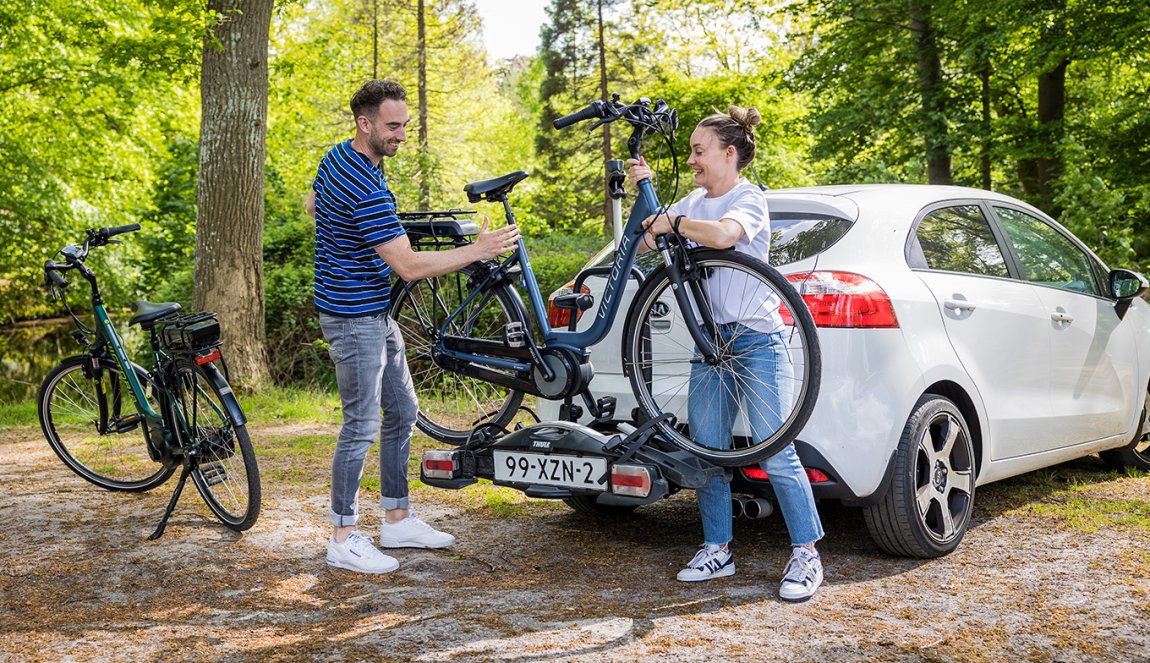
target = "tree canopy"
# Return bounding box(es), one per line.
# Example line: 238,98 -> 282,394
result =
2,0 -> 1148,381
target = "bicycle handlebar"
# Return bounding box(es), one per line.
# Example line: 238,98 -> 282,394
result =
552,101 -> 607,129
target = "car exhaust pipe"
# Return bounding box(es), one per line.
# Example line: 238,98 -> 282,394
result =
743,497 -> 774,519
731,496 -> 747,519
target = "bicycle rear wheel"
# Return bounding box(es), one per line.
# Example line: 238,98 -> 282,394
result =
391,264 -> 527,445
170,359 -> 260,531
38,356 -> 174,491
621,249 -> 821,467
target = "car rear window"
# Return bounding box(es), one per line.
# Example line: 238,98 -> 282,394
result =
585,213 -> 854,273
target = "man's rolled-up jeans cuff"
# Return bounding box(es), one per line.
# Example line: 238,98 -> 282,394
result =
329,508 -> 360,528
380,496 -> 410,511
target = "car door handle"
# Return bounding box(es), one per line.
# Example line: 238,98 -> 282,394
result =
1051,311 -> 1074,323
943,299 -> 976,312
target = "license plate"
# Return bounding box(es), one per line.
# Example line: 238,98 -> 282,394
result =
493,451 -> 608,491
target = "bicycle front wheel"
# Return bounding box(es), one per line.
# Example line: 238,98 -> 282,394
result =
170,359 -> 260,531
38,356 -> 174,492
391,264 -> 527,445
621,249 -> 821,467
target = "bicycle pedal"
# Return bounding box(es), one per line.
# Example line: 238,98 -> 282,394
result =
110,414 -> 143,434
503,321 -> 527,348
199,462 -> 228,486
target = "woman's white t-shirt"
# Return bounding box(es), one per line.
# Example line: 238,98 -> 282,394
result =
665,179 -> 783,334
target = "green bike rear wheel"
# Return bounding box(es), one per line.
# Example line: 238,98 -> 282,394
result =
170,359 -> 260,531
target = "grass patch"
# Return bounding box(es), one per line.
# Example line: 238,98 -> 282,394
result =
241,384 -> 341,425
1020,494 -> 1150,535
0,399 -> 37,429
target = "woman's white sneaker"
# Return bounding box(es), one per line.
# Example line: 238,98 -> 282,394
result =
676,544 -> 735,582
326,531 -> 399,574
779,546 -> 823,601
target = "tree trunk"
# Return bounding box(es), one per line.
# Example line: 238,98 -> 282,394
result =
908,2 -> 952,185
196,0 -> 273,388
417,0 -> 431,209
1035,58 -> 1067,213
597,0 -> 612,236
979,56 -> 992,190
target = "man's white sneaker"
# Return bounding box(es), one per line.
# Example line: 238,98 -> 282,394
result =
779,546 -> 823,602
326,531 -> 399,574
379,514 -> 455,549
676,544 -> 735,582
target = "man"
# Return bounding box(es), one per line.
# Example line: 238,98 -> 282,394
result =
312,79 -> 520,574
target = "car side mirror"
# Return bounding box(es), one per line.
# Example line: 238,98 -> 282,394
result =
1109,268 -> 1148,320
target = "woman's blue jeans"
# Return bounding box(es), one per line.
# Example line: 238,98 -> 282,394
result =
687,324 -> 824,547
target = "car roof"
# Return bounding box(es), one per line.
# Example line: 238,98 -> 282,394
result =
764,183 -> 1047,223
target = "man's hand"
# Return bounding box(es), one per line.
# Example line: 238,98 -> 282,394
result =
471,217 -> 521,260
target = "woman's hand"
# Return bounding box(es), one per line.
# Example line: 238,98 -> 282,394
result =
642,213 -> 673,237
626,156 -> 653,189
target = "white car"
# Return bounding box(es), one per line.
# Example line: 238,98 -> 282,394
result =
542,184 -> 1150,558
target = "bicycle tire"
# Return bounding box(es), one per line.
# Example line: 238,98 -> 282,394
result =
38,356 -> 175,492
171,359 -> 260,531
391,264 -> 527,445
621,249 -> 821,467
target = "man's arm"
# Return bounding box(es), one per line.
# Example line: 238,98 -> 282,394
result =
376,218 -> 521,282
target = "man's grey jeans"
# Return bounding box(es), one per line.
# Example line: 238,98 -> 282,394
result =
319,312 -> 418,527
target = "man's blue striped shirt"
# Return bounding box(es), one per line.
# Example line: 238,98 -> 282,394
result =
313,140 -> 405,318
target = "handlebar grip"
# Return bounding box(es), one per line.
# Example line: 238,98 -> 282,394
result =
552,100 -> 605,129
44,261 -> 68,287
106,223 -> 141,237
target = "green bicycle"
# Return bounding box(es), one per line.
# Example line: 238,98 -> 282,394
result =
39,224 -> 260,538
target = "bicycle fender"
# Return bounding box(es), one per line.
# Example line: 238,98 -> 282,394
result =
198,361 -> 247,426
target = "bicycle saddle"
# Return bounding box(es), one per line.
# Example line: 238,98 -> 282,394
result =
129,300 -> 182,327
464,170 -> 529,203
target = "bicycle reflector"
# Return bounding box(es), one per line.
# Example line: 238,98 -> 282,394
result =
194,348 -> 222,366
610,464 -> 651,498
422,449 -> 459,480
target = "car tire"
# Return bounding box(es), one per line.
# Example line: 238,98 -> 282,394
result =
562,495 -> 638,518
1099,388 -> 1150,471
864,395 -> 976,558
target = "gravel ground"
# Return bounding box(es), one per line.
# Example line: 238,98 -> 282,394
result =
1,423 -> 1147,662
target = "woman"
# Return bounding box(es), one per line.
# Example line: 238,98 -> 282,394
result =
627,105 -> 825,602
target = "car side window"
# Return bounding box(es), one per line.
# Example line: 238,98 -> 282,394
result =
993,207 -> 1103,297
911,205 -> 1009,277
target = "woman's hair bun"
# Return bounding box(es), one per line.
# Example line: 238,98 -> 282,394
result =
728,105 -> 761,131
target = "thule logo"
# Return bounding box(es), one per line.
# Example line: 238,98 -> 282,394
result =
532,440 -> 552,450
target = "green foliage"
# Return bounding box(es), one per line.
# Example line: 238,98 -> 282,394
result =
0,0 -> 204,323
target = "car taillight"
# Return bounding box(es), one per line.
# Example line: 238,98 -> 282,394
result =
547,280 -> 591,328
741,466 -> 832,484
781,271 -> 899,328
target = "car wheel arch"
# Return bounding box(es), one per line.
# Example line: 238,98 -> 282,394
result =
922,380 -> 984,481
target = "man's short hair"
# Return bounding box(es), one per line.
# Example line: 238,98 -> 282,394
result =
350,80 -> 407,118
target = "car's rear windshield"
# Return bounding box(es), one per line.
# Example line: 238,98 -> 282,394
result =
586,212 -> 854,273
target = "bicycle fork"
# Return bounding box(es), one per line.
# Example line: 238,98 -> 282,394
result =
655,235 -> 722,365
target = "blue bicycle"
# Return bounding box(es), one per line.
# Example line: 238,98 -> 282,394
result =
391,96 -> 821,466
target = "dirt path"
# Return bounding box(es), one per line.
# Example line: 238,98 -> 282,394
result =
1,423 -> 1147,662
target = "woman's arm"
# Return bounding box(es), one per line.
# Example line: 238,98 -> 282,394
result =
642,214 -> 745,250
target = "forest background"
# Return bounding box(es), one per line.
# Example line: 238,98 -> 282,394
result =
1,0 -> 1148,391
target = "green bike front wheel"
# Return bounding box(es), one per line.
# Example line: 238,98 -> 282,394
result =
38,356 -> 175,492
